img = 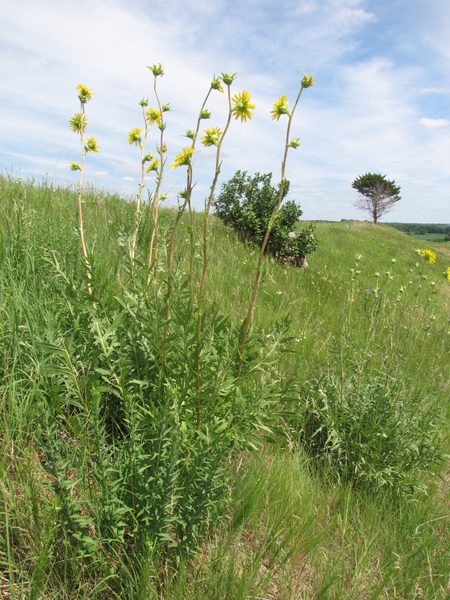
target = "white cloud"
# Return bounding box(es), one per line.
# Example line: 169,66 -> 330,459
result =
295,1 -> 318,16
420,117 -> 449,128
0,0 -> 448,222
420,87 -> 450,95
95,170 -> 109,177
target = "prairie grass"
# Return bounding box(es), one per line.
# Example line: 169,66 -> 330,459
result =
0,176 -> 449,598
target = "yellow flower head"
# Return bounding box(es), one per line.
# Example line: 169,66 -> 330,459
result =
445,266 -> 450,282
128,128 -> 142,145
271,95 -> 290,120
84,137 -> 99,153
70,161 -> 81,171
231,90 -> 255,122
301,73 -> 314,88
146,159 -> 159,173
420,248 -> 437,265
171,146 -> 194,169
148,63 -> 164,77
202,127 -> 222,147
76,84 -> 93,104
69,113 -> 87,134
146,107 -> 162,125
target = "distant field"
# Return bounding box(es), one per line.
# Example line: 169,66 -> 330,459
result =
409,232 -> 449,242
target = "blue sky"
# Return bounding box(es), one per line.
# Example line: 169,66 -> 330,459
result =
1,0 -> 449,222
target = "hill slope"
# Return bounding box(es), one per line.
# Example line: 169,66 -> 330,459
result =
1,178 -> 449,599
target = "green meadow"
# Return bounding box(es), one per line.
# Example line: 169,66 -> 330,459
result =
1,176 -> 449,599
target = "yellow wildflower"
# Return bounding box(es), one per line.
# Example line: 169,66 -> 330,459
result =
146,107 -> 162,125
445,266 -> 450,282
171,147 -> 194,169
202,127 -> 222,147
69,113 -> 87,133
70,162 -> 81,171
76,84 -> 93,103
84,137 -> 99,153
419,248 -> 437,265
146,159 -> 159,173
231,90 -> 255,122
128,128 -> 142,145
271,95 -> 289,120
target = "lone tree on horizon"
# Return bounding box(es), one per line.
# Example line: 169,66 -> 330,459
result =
352,173 -> 401,224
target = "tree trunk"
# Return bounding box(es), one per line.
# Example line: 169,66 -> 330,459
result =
299,256 -> 309,268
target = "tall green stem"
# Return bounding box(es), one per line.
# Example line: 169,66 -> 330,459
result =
130,106 -> 149,263
76,102 -> 92,296
148,77 -> 167,274
194,87 -> 233,418
163,86 -> 213,353
239,85 -> 304,366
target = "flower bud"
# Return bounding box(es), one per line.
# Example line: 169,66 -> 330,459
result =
148,63 -> 164,77
200,109 -> 212,120
221,72 -> 236,86
301,73 -> 314,88
288,138 -> 300,149
211,76 -> 224,93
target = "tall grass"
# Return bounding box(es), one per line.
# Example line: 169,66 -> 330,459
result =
0,163 -> 448,600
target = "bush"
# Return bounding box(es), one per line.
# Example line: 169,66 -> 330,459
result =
297,366 -> 442,495
215,170 -> 317,265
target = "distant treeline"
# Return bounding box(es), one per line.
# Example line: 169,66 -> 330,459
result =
387,223 -> 450,234
386,223 -> 450,239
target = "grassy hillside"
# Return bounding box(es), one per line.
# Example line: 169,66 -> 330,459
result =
1,177 -> 449,599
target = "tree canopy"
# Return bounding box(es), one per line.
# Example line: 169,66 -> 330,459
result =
352,173 -> 401,223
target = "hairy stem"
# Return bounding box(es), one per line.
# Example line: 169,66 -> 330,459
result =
239,85 -> 304,367
194,86 -> 232,421
130,106 -> 149,263
76,102 -> 93,296
163,86 -> 213,361
148,77 -> 167,276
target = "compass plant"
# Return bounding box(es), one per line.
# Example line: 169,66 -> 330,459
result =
69,84 -> 99,296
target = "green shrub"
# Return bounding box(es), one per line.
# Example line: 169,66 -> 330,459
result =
215,170 -> 317,265
297,366 -> 442,495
